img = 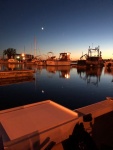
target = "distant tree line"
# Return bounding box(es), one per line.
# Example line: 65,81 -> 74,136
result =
3,48 -> 16,59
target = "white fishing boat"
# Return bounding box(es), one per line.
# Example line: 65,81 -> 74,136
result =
46,52 -> 71,66
31,57 -> 46,66
77,46 -> 104,68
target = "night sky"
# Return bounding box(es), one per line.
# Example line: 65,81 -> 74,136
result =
0,0 -> 113,60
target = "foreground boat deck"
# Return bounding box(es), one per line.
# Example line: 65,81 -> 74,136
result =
75,99 -> 113,149
0,99 -> 113,149
0,100 -> 78,150
55,99 -> 113,150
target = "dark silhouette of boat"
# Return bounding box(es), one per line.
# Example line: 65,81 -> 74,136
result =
77,46 -> 104,68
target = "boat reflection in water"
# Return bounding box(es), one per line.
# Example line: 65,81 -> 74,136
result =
46,66 -> 70,79
0,63 -> 24,71
104,65 -> 113,75
8,63 -> 17,70
77,67 -> 103,86
0,64 -> 35,86
104,66 -> 113,82
0,63 -> 37,71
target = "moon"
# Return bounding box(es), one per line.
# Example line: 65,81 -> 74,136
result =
41,27 -> 44,30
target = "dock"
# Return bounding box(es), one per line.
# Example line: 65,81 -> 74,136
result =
0,70 -> 35,79
0,76 -> 35,86
0,98 -> 113,149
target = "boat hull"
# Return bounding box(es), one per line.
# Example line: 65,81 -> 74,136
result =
35,61 -> 46,66
46,60 -> 71,66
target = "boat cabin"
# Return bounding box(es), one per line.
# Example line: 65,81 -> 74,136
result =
59,53 -> 70,61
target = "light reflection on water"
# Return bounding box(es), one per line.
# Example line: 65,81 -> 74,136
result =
0,64 -> 113,110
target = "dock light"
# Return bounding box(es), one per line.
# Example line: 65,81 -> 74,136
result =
21,53 -> 25,61
22,53 -> 25,57
65,74 -> 70,79
17,56 -> 20,59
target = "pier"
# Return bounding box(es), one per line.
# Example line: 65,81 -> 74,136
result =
0,70 -> 35,79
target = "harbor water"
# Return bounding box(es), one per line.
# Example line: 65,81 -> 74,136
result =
0,63 -> 113,110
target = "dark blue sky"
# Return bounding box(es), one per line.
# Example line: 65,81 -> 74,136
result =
0,0 -> 113,59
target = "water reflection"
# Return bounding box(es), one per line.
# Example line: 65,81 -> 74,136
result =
104,66 -> 113,82
0,64 -> 104,82
46,66 -> 70,78
0,63 -> 37,71
8,64 -> 16,70
104,66 -> 113,75
1,64 -> 113,110
77,67 -> 103,86
0,63 -> 23,71
0,64 -> 35,86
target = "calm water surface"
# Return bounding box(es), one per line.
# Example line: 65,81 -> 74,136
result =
0,64 -> 113,110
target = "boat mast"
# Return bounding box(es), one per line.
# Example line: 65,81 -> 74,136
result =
34,36 -> 37,58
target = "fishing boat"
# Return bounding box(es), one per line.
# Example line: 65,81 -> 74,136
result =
31,57 -> 46,66
46,52 -> 71,66
77,46 -> 104,68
